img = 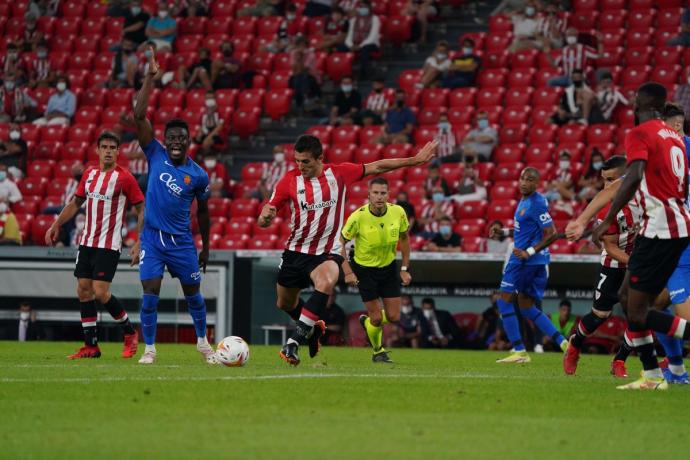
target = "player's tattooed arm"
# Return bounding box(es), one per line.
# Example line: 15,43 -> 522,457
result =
565,178 -> 622,241
197,198 -> 210,273
44,196 -> 85,245
132,44 -> 158,148
363,140 -> 438,176
601,234 -> 630,265
130,202 -> 145,266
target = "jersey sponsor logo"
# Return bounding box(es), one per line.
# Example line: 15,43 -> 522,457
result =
669,288 -> 685,299
300,198 -> 337,211
539,213 -> 551,222
87,191 -> 112,201
159,172 -> 184,197
184,175 -> 191,185
190,271 -> 201,281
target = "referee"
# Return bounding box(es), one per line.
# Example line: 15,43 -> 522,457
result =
340,177 -> 412,363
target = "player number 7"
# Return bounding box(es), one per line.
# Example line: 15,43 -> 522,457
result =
597,273 -> 607,290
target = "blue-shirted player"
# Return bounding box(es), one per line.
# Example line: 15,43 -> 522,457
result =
132,46 -> 215,365
490,167 -> 568,363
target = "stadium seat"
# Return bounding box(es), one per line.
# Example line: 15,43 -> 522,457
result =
421,88 -> 449,108
27,160 -> 56,179
572,0 -> 598,11
306,125 -> 333,146
482,50 -> 509,70
455,221 -> 483,238
237,89 -> 266,111
398,69 -> 423,93
477,69 -> 507,88
447,107 -> 474,126
12,197 -> 41,216
456,200 -> 489,219
626,30 -> 653,48
476,87 -> 505,108
658,8 -> 683,29
493,144 -> 525,163
406,165 -> 428,183
207,198 -> 232,218
488,15 -> 512,33
499,125 -> 528,145
359,126 -> 383,145
386,15 -> 414,46
557,125 -> 586,144
230,199 -> 259,218
492,162 -> 524,182
624,47 -> 652,66
331,126 -> 360,146
504,87 -> 533,107
217,235 -> 249,250
510,49 -> 538,69
490,181 -> 519,200
264,89 -> 293,120
524,143 -> 555,164
598,10 -> 626,31
655,46 -> 683,67
226,219 -> 253,236
449,88 -> 477,108
269,70 -> 292,90
326,145 -> 355,164
586,125 -> 616,145
325,53 -> 355,83
628,11 -> 655,31
413,126 -> 437,146
487,199 -> 517,221
417,107 -> 442,125
502,107 -> 531,126
30,215 -> 57,246
550,240 -> 575,254
232,108 -> 261,138
507,68 -> 535,88
652,65 -> 682,88
353,145 -> 383,163
19,177 -> 48,197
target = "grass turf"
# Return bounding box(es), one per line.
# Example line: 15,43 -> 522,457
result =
0,342 -> 687,460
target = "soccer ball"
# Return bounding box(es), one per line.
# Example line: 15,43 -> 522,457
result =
215,336 -> 250,367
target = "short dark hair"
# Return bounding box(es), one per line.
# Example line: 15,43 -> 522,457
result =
463,38 -> 476,47
602,155 -> 626,171
522,166 -> 540,178
559,299 -> 572,308
663,102 -> 685,120
637,82 -> 667,113
369,177 -> 388,188
294,134 -> 323,159
440,215 -> 452,223
97,130 -> 120,147
19,301 -> 31,308
572,68 -> 584,76
421,297 -> 435,307
165,118 -> 190,135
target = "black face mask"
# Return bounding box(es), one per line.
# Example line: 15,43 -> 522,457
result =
123,49 -> 134,55
74,174 -> 83,182
374,87 -> 383,93
222,49 -> 232,57
572,80 -> 584,88
396,100 -> 405,108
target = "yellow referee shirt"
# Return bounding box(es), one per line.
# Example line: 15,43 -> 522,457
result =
341,203 -> 409,268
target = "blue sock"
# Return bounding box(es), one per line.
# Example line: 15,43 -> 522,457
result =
523,306 -> 565,346
497,298 -> 525,352
141,294 -> 159,346
656,308 -> 684,365
186,293 -> 207,339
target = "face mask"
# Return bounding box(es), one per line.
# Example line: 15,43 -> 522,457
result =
423,309 -> 434,319
274,152 -> 285,163
223,48 -> 233,56
0,172 -> 6,181
9,130 -> 20,140
20,311 -> 30,321
127,219 -> 137,229
566,36 -> 577,45
4,81 -> 15,91
572,80 -> 584,88
37,50 -> 47,59
144,49 -> 154,58
57,82 -> 67,92
7,52 -> 17,60
559,160 -> 570,169
0,202 -> 7,213
131,6 -> 141,15
438,122 -> 450,131
436,53 -> 448,60
357,7 -> 370,16
478,119 -> 488,129
287,13 -> 296,21
401,304 -> 412,314
204,159 -> 217,168
592,161 -> 603,171
396,100 -> 405,108
462,47 -> 473,56
205,99 -> 216,108
432,192 -> 444,203
158,11 -> 169,18
525,6 -> 535,16
440,225 -> 451,236
341,84 -> 352,93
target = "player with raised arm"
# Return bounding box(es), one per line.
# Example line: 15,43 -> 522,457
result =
590,83 -> 690,390
46,131 -> 145,359
132,46 -> 215,365
339,177 -> 412,364
490,167 -> 568,364
258,135 -> 437,366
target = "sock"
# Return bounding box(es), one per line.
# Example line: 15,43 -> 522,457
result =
365,317 -> 383,352
80,300 -> 98,347
299,290 -> 329,326
627,325 -> 661,377
497,298 -> 525,352
289,320 -> 313,345
614,330 -> 633,362
380,310 -> 389,326
655,332 -> 684,364
523,306 -> 566,346
185,293 -> 207,339
197,336 -> 210,346
571,312 -> 606,349
103,294 -> 135,335
140,294 -> 159,346
645,309 -> 689,340
285,298 -> 304,322
145,344 -> 156,353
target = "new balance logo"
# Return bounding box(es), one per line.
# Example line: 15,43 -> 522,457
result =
300,199 -> 336,211
297,189 -> 305,195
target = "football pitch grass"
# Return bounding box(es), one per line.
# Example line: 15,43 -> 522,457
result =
1,342 -> 688,460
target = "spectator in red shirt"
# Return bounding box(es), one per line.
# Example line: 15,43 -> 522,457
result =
359,77 -> 389,125
0,74 -> 37,123
199,151 -> 230,197
318,6 -> 348,51
341,1 -> 381,79
193,91 -> 226,155
212,41 -> 243,90
27,40 -> 55,88
546,27 -> 601,87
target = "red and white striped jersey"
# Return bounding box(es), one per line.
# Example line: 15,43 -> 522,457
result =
269,163 -> 364,255
122,142 -> 148,176
75,165 -> 144,252
535,14 -> 566,39
597,201 -> 640,268
365,91 -> 390,113
554,44 -> 598,77
626,119 -> 690,239
420,200 -> 455,233
435,129 -> 456,157
263,160 -> 294,192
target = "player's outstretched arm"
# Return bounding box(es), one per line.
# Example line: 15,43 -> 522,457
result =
45,197 -> 84,245
197,198 -> 210,273
363,140 -> 438,176
399,231 -> 412,286
132,44 -> 158,149
129,202 -> 145,266
565,178 -> 622,241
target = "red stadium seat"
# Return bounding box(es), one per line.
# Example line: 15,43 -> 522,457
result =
655,47 -> 683,67
331,126 -> 360,146
600,30 -> 624,49
326,145 -> 355,164
624,47 -> 652,66
499,125 -> 527,144
27,160 -> 56,179
218,235 -> 249,250
12,197 -> 41,216
652,65 -> 682,87
269,70 -> 292,89
511,49 -> 538,69
226,219 -> 252,236
487,199 -> 517,221
325,53 -> 355,83
19,177 -> 48,197
626,30 -> 653,48
233,109 -> 261,138
30,215 -> 57,245
621,65 -> 651,88
528,125 -> 557,145
45,177 -> 72,197
237,89 -> 266,111
492,163 -> 524,182
455,221 -> 483,238
447,107 -> 474,126
550,240 -> 575,254
398,70 -> 423,93
67,124 -> 95,143
476,87 -> 505,108
211,1 -> 236,17
598,10 -> 626,31
658,8 -> 683,29
490,181 -> 519,201
359,126 -> 383,145
507,68 -> 534,88
230,199 -> 259,218
476,163 -> 495,182
504,87 -> 533,107
306,125 -> 333,146
532,87 -> 562,108
207,17 -> 232,35
264,89 -> 293,120
455,200 -> 488,220
557,125 -> 586,144
41,126 -> 68,143
482,50 -> 509,70
384,143 -> 413,160
655,28 -> 679,48
55,17 -> 81,37
353,145 -> 383,163
502,107 -> 531,126
586,124 -> 616,145
478,69 -> 507,88
597,47 -> 623,68
232,16 -> 257,37
493,144 -> 525,163
572,0 -> 598,11
386,15 -> 414,46
488,15 -> 512,33
417,107 -> 442,126
421,88 -> 449,108
413,126 -> 437,146
600,0 -> 626,9
628,11 -> 655,31
257,16 -> 283,38
448,88 -> 477,108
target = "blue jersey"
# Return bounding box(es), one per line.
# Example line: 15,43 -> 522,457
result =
510,192 -> 553,266
678,134 -> 690,267
142,139 -> 210,235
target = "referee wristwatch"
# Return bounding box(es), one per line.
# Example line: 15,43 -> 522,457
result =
400,266 -> 409,272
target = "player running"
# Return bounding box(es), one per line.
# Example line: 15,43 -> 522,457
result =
258,135 -> 437,366
562,156 -> 639,376
132,46 -> 215,365
491,167 -> 568,364
591,83 -> 690,390
339,177 -> 412,364
46,131 -> 144,359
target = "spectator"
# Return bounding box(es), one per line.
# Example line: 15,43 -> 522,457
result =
122,0 -> 151,46
546,27 -> 601,87
304,0 -> 333,17
27,40 -> 55,88
0,124 -> 29,170
674,67 -> 690,119
12,302 -> 43,341
0,164 -> 23,205
145,2 -> 177,52
289,36 -> 321,112
544,149 -> 575,201
450,164 -> 487,203
418,40 -> 451,89
474,292 -> 501,349
508,1 -> 540,52
590,71 -> 628,124
320,292 -> 346,345
318,6 -> 348,51
424,165 -> 449,197
1,44 -> 28,84
460,111 -> 498,162
442,38 -> 481,89
342,0 -> 381,79
336,0 -> 358,16
423,216 -> 462,252
406,0 -> 439,44
122,209 -> 141,249
171,0 -> 210,17
395,191 -> 416,231
667,8 -> 690,46
385,295 -> 422,348
109,39 -> 139,88
486,220 -> 511,255
44,161 -> 83,215
192,92 -> 225,155
359,77 -> 389,125
434,112 -> 458,160
550,69 -> 595,126
212,42 -> 243,90
28,0 -> 59,17
535,1 -> 565,50
420,297 -> 462,348
33,76 -> 76,126
262,146 -> 294,196
418,186 -> 453,237
262,5 -> 301,53
122,140 -> 148,190
377,89 -> 416,144
175,47 -> 213,90
19,12 -> 44,53
199,151 -> 230,198
0,196 -> 21,246
329,76 -> 362,126
238,0 -> 285,17
577,149 -> 605,201
543,299 -> 578,351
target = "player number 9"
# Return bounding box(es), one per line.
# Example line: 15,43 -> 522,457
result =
670,146 -> 686,194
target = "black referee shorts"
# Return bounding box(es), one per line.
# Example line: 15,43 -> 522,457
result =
627,236 -> 690,295
352,260 -> 401,302
593,265 -> 626,312
74,245 -> 121,282
277,250 -> 344,289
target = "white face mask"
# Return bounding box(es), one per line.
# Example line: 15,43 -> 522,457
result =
274,152 -> 285,163
566,36 -> 577,45
205,99 -> 216,108
158,10 -> 169,18
20,311 -> 30,321
401,304 -> 412,314
462,47 -> 473,55
57,82 -> 67,92
0,172 -> 6,182
423,309 -> 434,319
559,160 -> 570,169
204,158 -> 217,168
9,130 -> 20,140
525,6 -> 535,16
0,202 -> 7,213
37,50 -> 47,59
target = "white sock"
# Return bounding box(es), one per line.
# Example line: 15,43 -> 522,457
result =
145,344 -> 156,353
197,336 -> 209,347
298,313 -> 316,327
669,363 -> 686,376
643,368 -> 663,379
287,338 -> 299,346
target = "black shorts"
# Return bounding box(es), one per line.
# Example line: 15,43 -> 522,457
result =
627,236 -> 690,295
277,250 -> 345,289
593,265 -> 626,312
352,260 -> 401,302
74,245 -> 120,282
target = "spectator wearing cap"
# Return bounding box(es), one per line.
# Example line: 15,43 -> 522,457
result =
33,76 -> 76,126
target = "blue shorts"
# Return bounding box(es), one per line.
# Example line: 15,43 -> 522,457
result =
667,254 -> 690,305
139,226 -> 202,285
500,263 -> 548,301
